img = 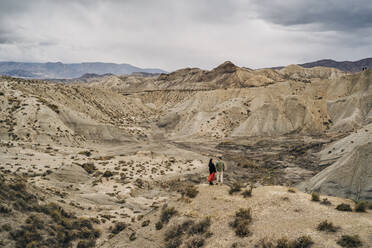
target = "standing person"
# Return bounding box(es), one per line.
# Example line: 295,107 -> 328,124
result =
215,157 -> 225,185
208,158 -> 216,185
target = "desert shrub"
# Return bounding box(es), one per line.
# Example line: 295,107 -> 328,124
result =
77,240 -> 96,248
102,170 -> 113,178
129,232 -> 136,241
311,192 -> 320,202
188,217 -> 211,235
183,185 -> 199,198
276,237 -> 290,248
320,198 -> 331,205
165,220 -> 194,241
294,235 -> 313,248
186,236 -> 205,248
337,235 -> 362,247
2,223 -> 12,232
0,204 -> 12,214
255,238 -> 275,248
336,203 -> 352,212
229,182 -> 242,195
142,220 -> 150,227
317,220 -> 339,232
81,163 -> 96,174
230,208 -> 252,237
78,151 -> 91,157
111,222 -> 126,234
155,221 -> 163,230
161,207 -> 178,224
242,185 -> 253,198
288,188 -> 296,193
165,237 -> 182,248
354,201 -> 368,212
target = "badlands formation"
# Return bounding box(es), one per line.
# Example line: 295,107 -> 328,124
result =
0,62 -> 371,247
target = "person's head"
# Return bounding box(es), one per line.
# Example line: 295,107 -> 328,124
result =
209,158 -> 213,163
218,156 -> 222,160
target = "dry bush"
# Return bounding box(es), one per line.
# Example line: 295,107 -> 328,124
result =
336,203 -> 352,212
183,185 -> 199,198
80,163 -> 96,174
229,182 -> 242,195
337,235 -> 362,247
161,207 -> 178,224
165,237 -> 182,248
102,170 -> 113,178
311,192 -> 320,202
320,198 -> 331,205
155,221 -> 163,230
230,208 -> 252,237
317,220 -> 339,232
288,188 -> 296,193
354,201 -> 368,212
188,217 -> 211,235
186,236 -> 205,248
111,222 -> 127,234
242,185 -> 253,198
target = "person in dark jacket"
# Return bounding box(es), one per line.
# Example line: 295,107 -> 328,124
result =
208,158 -> 216,185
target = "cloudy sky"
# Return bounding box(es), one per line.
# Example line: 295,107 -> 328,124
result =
0,0 -> 371,71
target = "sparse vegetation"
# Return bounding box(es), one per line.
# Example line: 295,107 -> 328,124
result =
230,208 -> 252,237
80,162 -> 96,174
111,222 -> 127,234
354,201 -> 368,212
155,221 -> 163,230
161,206 -> 178,224
183,185 -> 199,198
288,188 -> 296,193
102,170 -> 113,178
242,185 -> 253,198
320,198 -> 331,205
188,217 -> 211,235
336,203 -> 352,212
317,220 -> 339,232
311,192 -> 320,202
229,182 -> 242,195
337,235 -> 362,247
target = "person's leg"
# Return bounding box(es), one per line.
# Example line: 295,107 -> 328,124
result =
221,171 -> 223,184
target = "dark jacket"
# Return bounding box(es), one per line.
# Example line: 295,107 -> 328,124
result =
208,160 -> 216,174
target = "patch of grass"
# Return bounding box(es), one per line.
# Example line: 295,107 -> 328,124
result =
102,170 -> 113,178
311,192 -> 320,202
317,220 -> 339,232
354,201 -> 368,212
294,235 -> 313,248
229,182 -> 242,195
0,204 -> 12,214
337,235 -> 362,247
336,203 -> 352,212
230,208 -> 252,237
161,207 -> 178,224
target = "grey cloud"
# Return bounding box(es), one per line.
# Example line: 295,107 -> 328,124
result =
251,0 -> 372,31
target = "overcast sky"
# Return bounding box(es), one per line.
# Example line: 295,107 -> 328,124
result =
0,0 -> 371,71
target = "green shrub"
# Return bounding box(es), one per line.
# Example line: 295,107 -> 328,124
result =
317,220 -> 339,232
311,192 -> 320,202
354,201 -> 368,212
229,182 -> 242,195
337,235 -> 362,247
336,203 -> 352,212
161,207 -> 178,224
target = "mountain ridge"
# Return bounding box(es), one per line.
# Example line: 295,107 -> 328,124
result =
0,61 -> 167,79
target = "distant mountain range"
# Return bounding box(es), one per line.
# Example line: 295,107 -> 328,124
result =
274,58 -> 372,72
0,62 -> 167,79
